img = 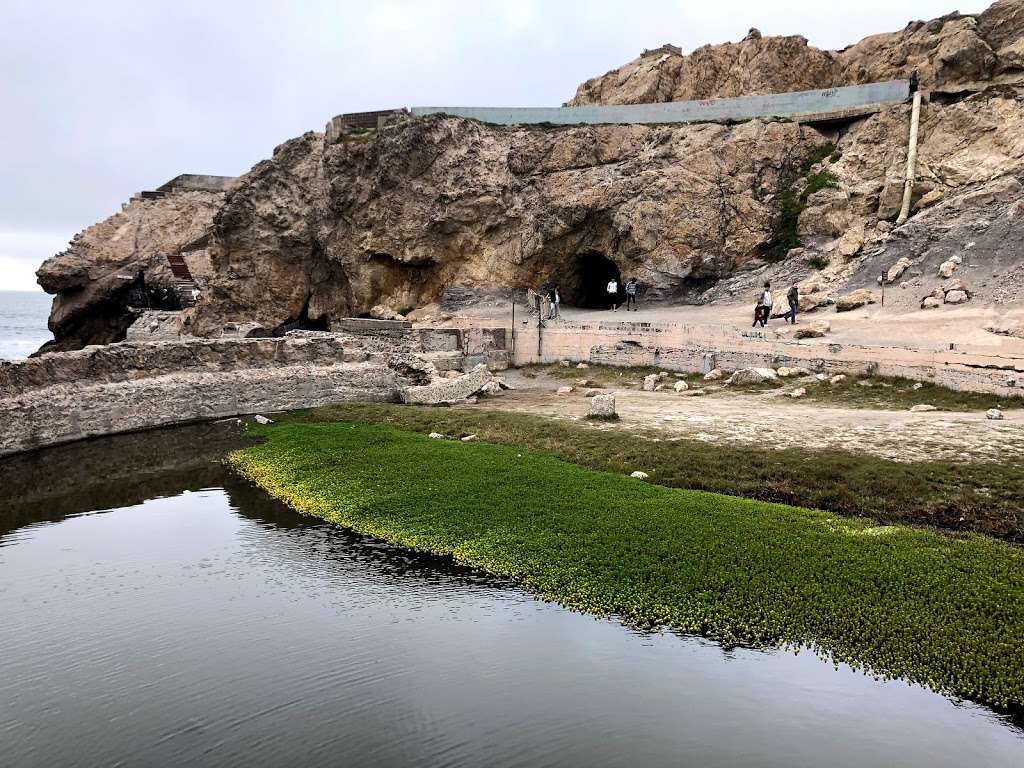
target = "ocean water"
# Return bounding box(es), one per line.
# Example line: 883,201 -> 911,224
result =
0,290 -> 52,359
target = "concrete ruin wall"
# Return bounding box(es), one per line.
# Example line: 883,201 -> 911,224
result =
410,80 -> 910,126
514,320 -> 1023,397
0,326 -> 512,457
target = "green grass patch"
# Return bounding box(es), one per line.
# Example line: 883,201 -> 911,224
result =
230,420 -> 1024,707
305,404 -> 1024,541
798,375 -> 1017,411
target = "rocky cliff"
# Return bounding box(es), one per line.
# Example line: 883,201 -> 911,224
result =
36,0 -> 1024,351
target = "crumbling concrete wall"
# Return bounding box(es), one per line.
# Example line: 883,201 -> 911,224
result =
514,320 -> 1024,397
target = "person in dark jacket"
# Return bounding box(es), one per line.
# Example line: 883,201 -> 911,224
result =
785,283 -> 799,324
624,277 -> 638,311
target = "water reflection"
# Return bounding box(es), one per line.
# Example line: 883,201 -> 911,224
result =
1,425 -> 1022,767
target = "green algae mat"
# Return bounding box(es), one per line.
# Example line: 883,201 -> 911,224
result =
230,420 -> 1024,708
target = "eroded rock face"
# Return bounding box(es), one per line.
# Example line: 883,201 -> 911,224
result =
569,1 -> 1024,106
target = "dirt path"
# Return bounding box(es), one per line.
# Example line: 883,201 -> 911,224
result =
472,370 -> 1024,464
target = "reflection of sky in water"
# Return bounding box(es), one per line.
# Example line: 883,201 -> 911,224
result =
0,290 -> 52,359
1,483 -> 1022,768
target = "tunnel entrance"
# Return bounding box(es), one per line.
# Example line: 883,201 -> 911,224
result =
561,251 -> 621,309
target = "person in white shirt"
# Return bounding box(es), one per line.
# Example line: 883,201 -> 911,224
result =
606,278 -> 620,311
752,281 -> 772,327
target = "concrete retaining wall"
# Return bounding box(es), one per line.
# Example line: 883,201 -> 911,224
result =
513,320 -> 1023,397
411,81 -> 910,126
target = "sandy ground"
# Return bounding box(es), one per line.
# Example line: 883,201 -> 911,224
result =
467,369 -> 1024,464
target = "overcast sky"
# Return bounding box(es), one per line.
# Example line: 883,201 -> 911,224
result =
0,0 -> 979,291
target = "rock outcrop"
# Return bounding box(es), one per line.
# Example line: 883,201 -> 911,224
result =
569,1 -> 1024,106
34,1 -> 1024,351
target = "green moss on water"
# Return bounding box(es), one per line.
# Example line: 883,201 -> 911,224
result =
231,419 -> 1024,708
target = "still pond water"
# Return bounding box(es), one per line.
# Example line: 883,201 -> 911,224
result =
1,422 -> 1022,767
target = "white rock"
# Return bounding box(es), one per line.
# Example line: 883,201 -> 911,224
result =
938,258 -> 959,278
428,432 -> 445,439
629,471 -> 649,480
944,289 -> 969,304
727,367 -> 778,386
703,369 -> 724,381
556,385 -> 574,395
829,374 -> 847,385
910,404 -> 937,412
986,408 -> 1004,420
789,387 -> 807,398
912,382 -> 924,390
921,296 -> 942,309
815,373 -> 828,381
576,362 -> 589,369
589,393 -> 616,418
642,374 -> 658,391
559,360 -> 570,367
461,434 -> 478,442
254,415 -> 273,425
674,380 -> 689,392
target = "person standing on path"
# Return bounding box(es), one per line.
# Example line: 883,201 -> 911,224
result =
753,281 -> 772,327
785,282 -> 799,324
625,277 -> 638,311
549,285 -> 560,319
606,277 -> 620,312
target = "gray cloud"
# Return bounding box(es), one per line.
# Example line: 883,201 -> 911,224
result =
0,0 -> 976,291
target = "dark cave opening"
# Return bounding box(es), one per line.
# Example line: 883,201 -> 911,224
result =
560,251 -> 622,309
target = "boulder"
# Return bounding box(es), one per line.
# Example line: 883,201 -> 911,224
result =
886,257 -> 913,283
557,385 -> 574,395
794,321 -> 831,339
944,289 -> 969,304
942,277 -> 971,295
835,289 -> 875,312
910,404 -> 937,412
254,414 -> 273,425
829,374 -> 847,385
369,305 -> 406,321
428,432 -> 445,439
776,367 -> 797,377
938,259 -> 959,278
629,471 -> 649,480
727,367 -> 778,386
921,296 -> 942,309
703,369 -> 724,381
642,374 -> 658,391
789,387 -> 807,398
576,362 -> 590,369
589,393 -> 617,418
673,379 -> 689,392
986,408 -> 1004,420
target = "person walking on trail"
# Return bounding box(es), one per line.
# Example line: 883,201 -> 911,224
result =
785,282 -> 799,324
549,285 -> 560,320
606,277 -> 620,311
752,281 -> 772,328
625,277 -> 638,311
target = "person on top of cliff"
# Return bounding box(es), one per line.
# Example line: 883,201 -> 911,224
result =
784,282 -> 799,324
753,281 -> 772,328
625,277 -> 639,311
606,277 -> 620,312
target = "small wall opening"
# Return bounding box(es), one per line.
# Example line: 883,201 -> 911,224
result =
561,251 -> 621,309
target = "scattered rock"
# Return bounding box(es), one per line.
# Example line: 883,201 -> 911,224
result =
642,374 -> 658,391
703,369 -> 724,381
789,387 -> 807,398
369,305 -> 406,321
673,380 -> 689,392
794,320 -> 831,339
910,404 -> 937,412
776,366 -> 797,377
912,382 -> 924,390
938,258 -> 959,278
835,289 -> 875,312
589,393 -> 617,418
559,360 -> 570,368
944,289 -> 969,304
461,434 -> 478,442
986,408 -> 1004,420
253,414 -> 273,425
921,296 -> 942,309
629,471 -> 649,480
727,367 -> 778,386
886,257 -> 912,283
576,362 -> 589,369
556,385 -> 574,395
428,432 -> 445,439
829,374 -> 847,385
815,373 -> 828,381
